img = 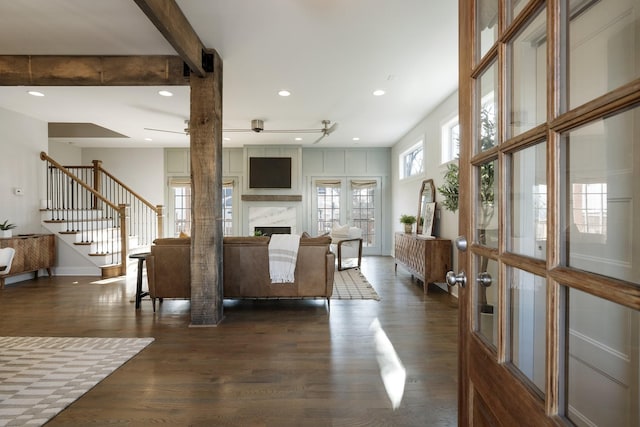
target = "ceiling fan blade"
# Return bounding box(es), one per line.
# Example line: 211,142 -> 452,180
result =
260,129 -> 322,134
144,127 -> 186,135
312,133 -> 327,144
223,128 -> 324,134
223,128 -> 254,133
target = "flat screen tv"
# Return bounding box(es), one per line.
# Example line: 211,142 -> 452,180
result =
249,157 -> 292,189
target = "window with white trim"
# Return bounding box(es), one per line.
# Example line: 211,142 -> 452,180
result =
400,141 -> 423,179
169,178 -> 235,237
441,115 -> 460,163
221,179 -> 234,236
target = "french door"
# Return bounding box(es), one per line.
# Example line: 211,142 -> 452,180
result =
456,0 -> 639,425
312,177 -> 382,255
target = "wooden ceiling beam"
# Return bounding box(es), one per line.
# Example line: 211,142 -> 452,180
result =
134,0 -> 208,77
0,55 -> 187,86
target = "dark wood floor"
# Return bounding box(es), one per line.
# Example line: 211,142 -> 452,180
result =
0,256 -> 458,426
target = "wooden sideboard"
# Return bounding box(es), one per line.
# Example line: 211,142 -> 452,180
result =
394,232 -> 452,294
0,234 -> 55,288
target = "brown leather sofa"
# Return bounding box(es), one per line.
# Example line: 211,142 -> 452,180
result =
145,235 -> 335,310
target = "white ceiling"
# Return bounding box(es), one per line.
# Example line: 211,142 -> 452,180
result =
0,0 -> 458,148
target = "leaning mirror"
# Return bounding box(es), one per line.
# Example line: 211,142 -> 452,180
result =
416,179 -> 436,235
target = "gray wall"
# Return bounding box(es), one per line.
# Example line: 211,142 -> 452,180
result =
164,146 -> 392,255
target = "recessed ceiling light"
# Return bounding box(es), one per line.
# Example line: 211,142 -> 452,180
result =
373,89 -> 385,96
295,137 -> 302,141
28,90 -> 44,97
158,90 -> 173,97
144,138 -> 153,141
353,137 -> 360,141
223,137 -> 231,141
278,90 -> 291,97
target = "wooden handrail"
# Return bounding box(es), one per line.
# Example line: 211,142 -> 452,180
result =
93,160 -> 161,214
40,152 -> 121,213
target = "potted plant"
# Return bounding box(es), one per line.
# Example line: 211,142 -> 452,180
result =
399,214 -> 417,233
0,220 -> 16,238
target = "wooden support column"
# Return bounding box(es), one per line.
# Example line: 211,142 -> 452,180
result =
189,49 -> 223,326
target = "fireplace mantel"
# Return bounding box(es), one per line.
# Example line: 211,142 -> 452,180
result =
241,195 -> 302,202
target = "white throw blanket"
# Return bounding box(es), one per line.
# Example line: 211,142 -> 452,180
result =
268,234 -> 301,283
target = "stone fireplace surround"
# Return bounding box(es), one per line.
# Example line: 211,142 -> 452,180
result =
245,202 -> 300,236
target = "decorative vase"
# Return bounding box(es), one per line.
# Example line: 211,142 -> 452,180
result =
404,223 -> 413,233
1,230 -> 12,238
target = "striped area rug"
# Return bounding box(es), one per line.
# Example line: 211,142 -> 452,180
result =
0,336 -> 154,426
332,268 -> 381,300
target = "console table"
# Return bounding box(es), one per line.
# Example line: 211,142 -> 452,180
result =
0,234 -> 55,288
394,232 -> 452,294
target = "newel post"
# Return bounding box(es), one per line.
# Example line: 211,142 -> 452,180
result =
92,160 -> 102,210
156,205 -> 164,239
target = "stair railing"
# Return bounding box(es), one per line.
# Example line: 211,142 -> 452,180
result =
40,152 -> 164,276
90,159 -> 164,250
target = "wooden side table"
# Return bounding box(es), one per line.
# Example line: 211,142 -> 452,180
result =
0,234 -> 55,288
394,232 -> 452,294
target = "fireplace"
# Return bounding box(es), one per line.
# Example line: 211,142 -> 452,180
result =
255,226 -> 291,236
247,205 -> 298,236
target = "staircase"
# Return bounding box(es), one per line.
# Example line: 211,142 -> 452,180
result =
39,152 -> 163,278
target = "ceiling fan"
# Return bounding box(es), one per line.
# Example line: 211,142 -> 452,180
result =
145,119 -> 338,144
224,119 -> 338,144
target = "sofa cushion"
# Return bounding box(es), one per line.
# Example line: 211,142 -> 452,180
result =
223,236 -> 270,245
331,223 -> 350,237
300,236 -> 331,246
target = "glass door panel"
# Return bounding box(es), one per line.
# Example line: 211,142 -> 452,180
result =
477,0 -> 499,59
509,143 -> 547,258
475,256 -> 500,349
509,268 -> 546,395
568,0 -> 640,110
566,286 -> 639,426
350,180 -> 377,247
477,61 -> 499,153
348,178 -> 381,255
476,159 -> 499,249
315,180 -> 342,234
560,103 -> 640,283
508,0 -> 529,23
507,7 -> 547,138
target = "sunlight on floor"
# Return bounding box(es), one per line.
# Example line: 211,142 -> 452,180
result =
370,317 -> 406,409
91,277 -> 124,285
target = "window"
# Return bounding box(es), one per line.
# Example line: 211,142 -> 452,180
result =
572,182 -> 607,235
170,178 -> 235,237
169,178 -> 191,237
222,180 -> 234,236
316,180 -> 341,234
441,116 -> 460,163
533,184 -> 547,241
400,141 -> 423,179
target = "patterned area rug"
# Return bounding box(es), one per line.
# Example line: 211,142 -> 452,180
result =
0,336 -> 154,426
332,268 -> 380,300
